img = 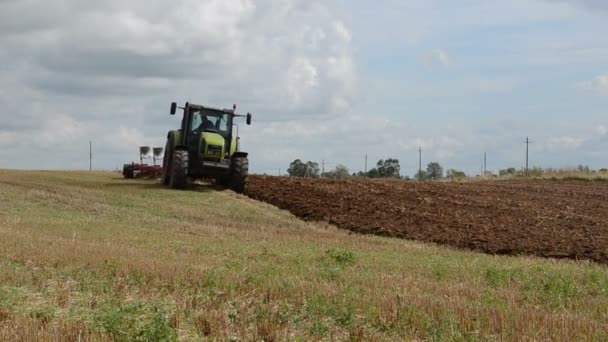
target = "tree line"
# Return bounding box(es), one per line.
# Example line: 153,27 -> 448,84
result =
285,158 -> 608,180
286,158 -> 470,180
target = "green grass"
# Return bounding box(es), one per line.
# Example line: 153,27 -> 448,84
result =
0,170 -> 607,340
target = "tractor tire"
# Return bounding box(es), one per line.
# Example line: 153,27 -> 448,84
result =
123,164 -> 135,179
230,157 -> 249,193
161,138 -> 172,186
170,149 -> 189,189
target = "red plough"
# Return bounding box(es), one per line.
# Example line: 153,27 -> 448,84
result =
122,147 -> 164,179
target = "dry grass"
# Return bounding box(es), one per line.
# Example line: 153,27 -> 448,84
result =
0,170 -> 607,340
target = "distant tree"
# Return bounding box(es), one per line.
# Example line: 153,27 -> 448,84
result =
333,164 -> 350,179
378,158 -> 401,178
577,165 -> 591,173
446,169 -> 466,180
288,159 -> 320,178
366,168 -> 380,178
305,161 -> 320,178
287,159 -> 306,177
426,162 -> 444,180
600,168 -> 608,173
499,167 -> 517,177
323,164 -> 350,179
415,170 -> 427,181
354,159 -> 402,179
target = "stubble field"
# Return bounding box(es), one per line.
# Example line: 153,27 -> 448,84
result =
0,171 -> 607,340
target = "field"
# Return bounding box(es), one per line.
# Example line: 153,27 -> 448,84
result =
1,171 -> 608,340
247,176 -> 608,264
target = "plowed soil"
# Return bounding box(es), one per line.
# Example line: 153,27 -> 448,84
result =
247,176 -> 608,264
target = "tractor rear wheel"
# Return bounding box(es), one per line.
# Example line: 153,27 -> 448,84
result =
230,157 -> 248,193
161,138 -> 172,185
170,149 -> 189,189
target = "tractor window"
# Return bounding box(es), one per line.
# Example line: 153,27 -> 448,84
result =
191,109 -> 231,136
191,114 -> 202,133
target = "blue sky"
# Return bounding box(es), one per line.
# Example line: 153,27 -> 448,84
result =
339,0 -> 608,174
0,0 -> 606,176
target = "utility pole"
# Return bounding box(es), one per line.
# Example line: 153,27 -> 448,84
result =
322,160 -> 325,177
89,140 -> 92,172
364,154 -> 368,173
484,152 -> 487,176
278,168 -> 281,177
418,147 -> 422,180
525,137 -> 530,176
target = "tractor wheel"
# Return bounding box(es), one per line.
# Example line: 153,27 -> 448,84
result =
123,164 -> 135,179
161,138 -> 172,185
170,149 -> 189,189
230,157 -> 249,193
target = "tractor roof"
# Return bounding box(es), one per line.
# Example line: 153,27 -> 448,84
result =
189,103 -> 234,114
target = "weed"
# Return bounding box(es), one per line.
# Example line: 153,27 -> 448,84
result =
326,248 -> 355,265
484,267 -> 523,288
309,318 -> 329,338
95,302 -> 176,341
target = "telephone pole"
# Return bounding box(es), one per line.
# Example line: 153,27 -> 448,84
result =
89,140 -> 92,172
364,154 -> 368,173
525,137 -> 530,176
322,160 -> 325,176
418,147 -> 423,178
484,152 -> 487,176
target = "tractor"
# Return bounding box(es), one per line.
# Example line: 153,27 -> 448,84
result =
162,102 -> 252,192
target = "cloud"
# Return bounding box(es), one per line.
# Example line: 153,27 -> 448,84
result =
1,0 -> 607,174
0,0 -> 356,169
423,49 -> 454,67
599,125 -> 608,135
576,74 -> 608,95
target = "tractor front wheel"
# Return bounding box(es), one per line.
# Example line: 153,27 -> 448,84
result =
230,157 -> 249,193
170,149 -> 189,189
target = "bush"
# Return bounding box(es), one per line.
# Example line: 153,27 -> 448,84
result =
446,169 -> 466,180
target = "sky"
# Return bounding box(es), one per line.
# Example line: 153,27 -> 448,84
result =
0,0 -> 607,176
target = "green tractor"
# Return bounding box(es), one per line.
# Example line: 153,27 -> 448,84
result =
162,102 -> 252,192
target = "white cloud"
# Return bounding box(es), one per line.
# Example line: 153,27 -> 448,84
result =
576,74 -> 608,95
0,0 -> 357,169
1,0 -> 607,173
599,125 -> 608,135
423,49 -> 454,67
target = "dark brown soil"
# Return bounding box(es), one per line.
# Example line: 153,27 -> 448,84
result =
246,176 -> 608,264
